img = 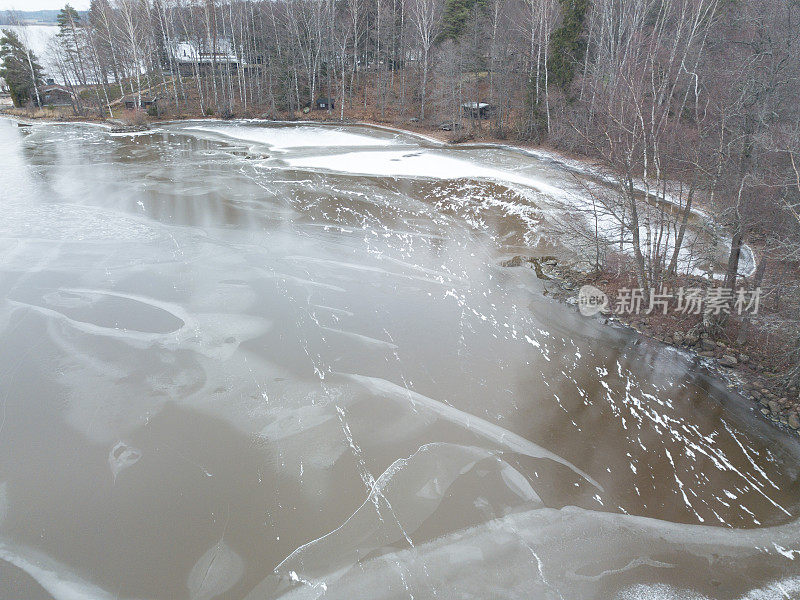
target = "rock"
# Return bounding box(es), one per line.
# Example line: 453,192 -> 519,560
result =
752,390 -> 762,400
716,341 -> 727,349
769,400 -> 780,415
673,332 -> 685,345
759,398 -> 769,407
701,339 -> 716,352
719,355 -> 738,368
501,255 -> 524,267
738,354 -> 749,363
699,351 -> 715,358
760,408 -> 770,416
789,413 -> 800,429
110,124 -> 150,134
684,333 -> 699,346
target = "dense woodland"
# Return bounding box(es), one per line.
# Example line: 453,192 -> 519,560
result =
3,0 -> 800,403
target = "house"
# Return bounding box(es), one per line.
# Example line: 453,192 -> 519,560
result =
122,95 -> 158,111
39,84 -> 76,107
462,102 -> 493,119
167,39 -> 243,76
315,97 -> 334,110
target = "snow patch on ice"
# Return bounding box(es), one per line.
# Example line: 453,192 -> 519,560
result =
282,149 -> 568,199
185,124 -> 400,152
616,577 -> 800,600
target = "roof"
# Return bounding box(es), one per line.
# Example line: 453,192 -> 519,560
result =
40,84 -> 74,95
462,102 -> 490,109
170,40 -> 239,64
122,95 -> 158,102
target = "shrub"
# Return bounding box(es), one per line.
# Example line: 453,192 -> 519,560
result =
121,109 -> 148,127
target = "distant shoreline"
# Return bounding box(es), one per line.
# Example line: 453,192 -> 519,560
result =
0,9 -> 87,27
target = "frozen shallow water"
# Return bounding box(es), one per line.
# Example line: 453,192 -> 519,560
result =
0,119 -> 797,599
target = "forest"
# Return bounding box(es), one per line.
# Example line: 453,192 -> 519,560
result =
2,0 -> 800,419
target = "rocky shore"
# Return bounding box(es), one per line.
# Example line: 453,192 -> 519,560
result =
503,254 -> 800,440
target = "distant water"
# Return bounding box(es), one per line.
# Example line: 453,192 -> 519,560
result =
3,25 -> 60,77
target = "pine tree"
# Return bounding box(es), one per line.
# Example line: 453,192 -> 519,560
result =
57,3 -> 89,86
0,29 -> 44,107
547,0 -> 589,92
438,0 -> 487,42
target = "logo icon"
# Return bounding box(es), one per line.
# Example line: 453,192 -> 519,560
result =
578,285 -> 609,316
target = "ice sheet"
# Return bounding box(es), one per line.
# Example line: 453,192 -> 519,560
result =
341,373 -> 601,490
187,540 -> 244,600
0,541 -> 133,600
185,125 -> 401,152
282,149 -> 569,199
0,119 -> 792,600
263,504 -> 800,600
262,442 -> 542,593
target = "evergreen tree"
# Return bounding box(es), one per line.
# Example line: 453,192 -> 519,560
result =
0,29 -> 43,107
438,0 -> 487,42
547,0 -> 589,92
57,3 -> 88,86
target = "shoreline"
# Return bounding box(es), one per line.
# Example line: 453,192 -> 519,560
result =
4,110 -> 796,442
535,259 -> 800,442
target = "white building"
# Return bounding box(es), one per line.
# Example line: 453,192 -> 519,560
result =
168,39 -> 241,74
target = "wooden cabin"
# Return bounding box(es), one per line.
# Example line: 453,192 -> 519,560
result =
122,95 -> 158,111
461,102 -> 493,119
315,97 -> 335,110
39,84 -> 76,107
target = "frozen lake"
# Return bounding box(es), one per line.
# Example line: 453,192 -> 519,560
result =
2,26 -> 61,78
0,119 -> 797,599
